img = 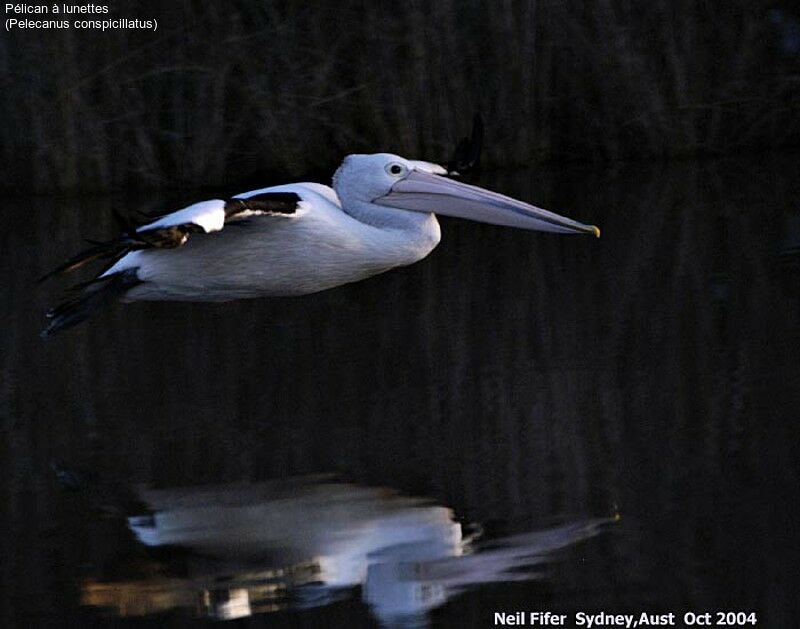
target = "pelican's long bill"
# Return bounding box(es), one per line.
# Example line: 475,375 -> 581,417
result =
374,170 -> 601,237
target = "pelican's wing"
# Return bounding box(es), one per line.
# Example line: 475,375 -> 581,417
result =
409,114 -> 483,178
446,114 -> 483,176
41,192 -> 302,280
41,190 -> 308,336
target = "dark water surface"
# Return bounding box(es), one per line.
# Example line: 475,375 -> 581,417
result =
2,159 -> 799,627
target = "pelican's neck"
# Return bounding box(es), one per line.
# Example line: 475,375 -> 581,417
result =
340,198 -> 442,262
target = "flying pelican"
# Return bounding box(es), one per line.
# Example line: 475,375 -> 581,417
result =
42,126 -> 600,336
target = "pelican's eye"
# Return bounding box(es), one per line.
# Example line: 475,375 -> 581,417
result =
385,163 -> 407,177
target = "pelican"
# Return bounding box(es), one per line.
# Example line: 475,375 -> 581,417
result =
43,142 -> 599,336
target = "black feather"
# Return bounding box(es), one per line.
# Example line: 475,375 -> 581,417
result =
447,114 -> 483,176
224,192 -> 301,217
37,240 -> 135,283
41,269 -> 141,338
40,213 -> 211,282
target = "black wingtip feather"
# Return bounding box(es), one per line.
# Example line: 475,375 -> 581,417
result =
36,240 -> 133,283
41,270 -> 141,338
447,113 -> 483,176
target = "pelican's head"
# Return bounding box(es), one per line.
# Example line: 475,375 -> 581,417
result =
333,153 -> 600,237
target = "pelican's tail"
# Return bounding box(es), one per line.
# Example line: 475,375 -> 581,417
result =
41,269 -> 141,338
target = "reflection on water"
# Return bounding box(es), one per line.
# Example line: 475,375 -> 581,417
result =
77,478 -> 610,625
2,157 -> 799,626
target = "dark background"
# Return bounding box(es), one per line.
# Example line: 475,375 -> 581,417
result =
2,1 -> 800,628
2,0 -> 799,193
